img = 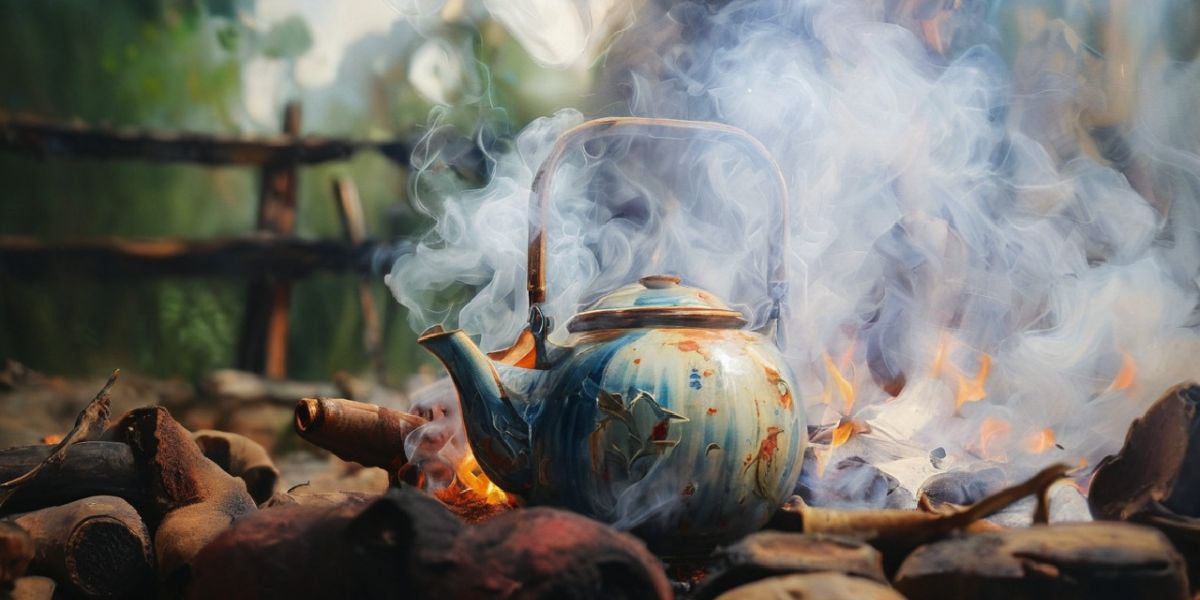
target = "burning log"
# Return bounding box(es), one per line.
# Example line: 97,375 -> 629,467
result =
712,572 -> 905,600
0,442 -> 146,516
106,407 -> 256,587
892,522 -> 1189,600
694,532 -> 887,599
191,430 -> 280,505
0,522 -> 33,590
768,464 -> 1068,566
293,397 -> 426,472
185,486 -> 462,599
11,496 -> 153,599
3,577 -> 54,600
1089,382 -> 1200,589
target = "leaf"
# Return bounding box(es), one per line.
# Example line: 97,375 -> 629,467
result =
260,15 -> 313,60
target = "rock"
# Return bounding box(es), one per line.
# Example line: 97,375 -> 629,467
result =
695,532 -> 886,599
714,572 -> 905,599
893,522 -> 1188,600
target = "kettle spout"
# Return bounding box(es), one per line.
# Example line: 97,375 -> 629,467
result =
418,326 -> 533,493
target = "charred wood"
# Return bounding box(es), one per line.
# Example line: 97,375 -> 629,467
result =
106,407 -> 256,588
294,397 -> 426,472
1,576 -> 53,600
191,431 -> 280,505
12,496 -> 153,599
0,443 -> 146,516
0,523 -> 32,591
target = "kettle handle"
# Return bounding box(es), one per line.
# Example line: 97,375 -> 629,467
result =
526,116 -> 790,337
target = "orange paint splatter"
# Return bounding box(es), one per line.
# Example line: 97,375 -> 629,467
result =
633,358 -> 641,365
702,369 -> 713,377
671,339 -> 711,359
706,407 -> 718,416
757,427 -> 784,461
764,366 -> 794,409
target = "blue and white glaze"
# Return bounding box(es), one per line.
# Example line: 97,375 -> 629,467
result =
420,322 -> 805,553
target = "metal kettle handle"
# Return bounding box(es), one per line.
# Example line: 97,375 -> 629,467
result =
526,116 -> 790,340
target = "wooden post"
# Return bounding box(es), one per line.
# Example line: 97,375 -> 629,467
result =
332,177 -> 384,380
237,102 -> 301,378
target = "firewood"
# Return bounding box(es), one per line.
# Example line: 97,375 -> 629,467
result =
0,371 -> 118,509
106,407 -> 256,588
893,522 -> 1189,600
12,496 -> 153,599
3,576 -> 54,600
694,532 -> 887,599
713,572 -> 905,600
294,397 -> 427,471
0,442 -> 146,516
1090,382 -> 1200,590
260,490 -> 375,508
0,522 -> 33,590
768,464 -> 1068,566
191,430 -> 279,505
185,486 -> 462,599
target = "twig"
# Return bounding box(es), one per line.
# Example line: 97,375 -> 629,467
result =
0,370 -> 119,507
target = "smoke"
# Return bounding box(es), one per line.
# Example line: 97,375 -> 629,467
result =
387,0 -> 1200,516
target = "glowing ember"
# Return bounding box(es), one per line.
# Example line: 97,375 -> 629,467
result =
1023,428 -> 1057,454
40,433 -> 63,445
1109,352 -> 1136,392
953,352 -> 991,413
977,417 -> 1011,461
821,352 -> 856,415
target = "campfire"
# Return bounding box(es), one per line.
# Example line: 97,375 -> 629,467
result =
2,0 -> 1200,599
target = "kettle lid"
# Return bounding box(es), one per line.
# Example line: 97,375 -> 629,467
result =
566,275 -> 748,332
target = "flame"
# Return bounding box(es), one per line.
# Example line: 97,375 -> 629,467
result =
822,352 -> 856,415
831,421 -> 855,448
1109,352 -> 1136,392
453,452 -> 510,505
1023,428 -> 1057,454
978,417 -> 1011,461
930,335 -> 949,378
953,352 -> 991,413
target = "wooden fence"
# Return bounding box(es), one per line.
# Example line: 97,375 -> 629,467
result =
0,104 -> 414,379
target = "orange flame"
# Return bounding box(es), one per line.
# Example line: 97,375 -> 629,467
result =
831,421 -> 855,448
954,352 -> 991,413
978,417 -> 1011,461
454,453 -> 510,505
1023,428 -> 1057,454
822,352 -> 856,415
930,335 -> 949,377
1109,352 -> 1136,392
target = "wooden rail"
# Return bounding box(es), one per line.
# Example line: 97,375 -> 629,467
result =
0,111 -> 411,166
0,235 -> 404,280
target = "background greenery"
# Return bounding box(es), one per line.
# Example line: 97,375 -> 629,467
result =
0,0 -> 593,385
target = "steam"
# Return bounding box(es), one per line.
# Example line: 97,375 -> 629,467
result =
387,0 -> 1200,518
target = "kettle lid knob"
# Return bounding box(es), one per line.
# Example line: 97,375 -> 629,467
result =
639,274 -> 681,289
